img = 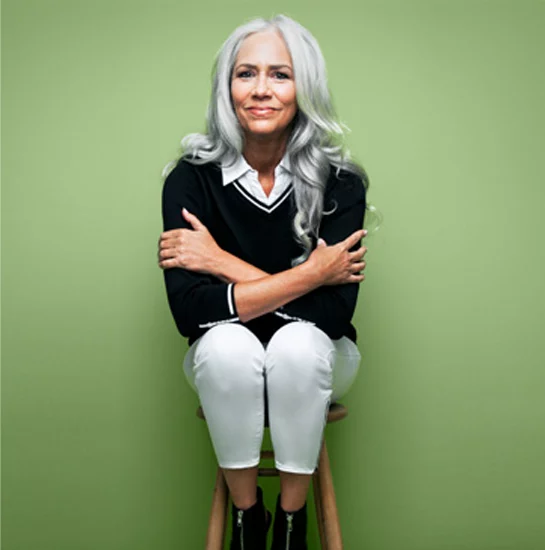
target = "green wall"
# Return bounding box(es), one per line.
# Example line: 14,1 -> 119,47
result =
2,1 -> 545,548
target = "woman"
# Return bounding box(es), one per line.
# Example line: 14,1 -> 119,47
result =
158,14 -> 371,550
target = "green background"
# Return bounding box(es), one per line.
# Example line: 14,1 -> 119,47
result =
2,1 -> 545,548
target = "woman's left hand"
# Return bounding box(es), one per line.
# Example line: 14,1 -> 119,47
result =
158,208 -> 222,274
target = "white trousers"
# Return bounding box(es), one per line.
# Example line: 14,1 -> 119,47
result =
182,321 -> 361,474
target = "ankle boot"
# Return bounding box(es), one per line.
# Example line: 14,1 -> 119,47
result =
270,493 -> 308,550
229,485 -> 272,550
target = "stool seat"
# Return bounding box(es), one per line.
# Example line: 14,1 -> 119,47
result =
196,401 -> 349,548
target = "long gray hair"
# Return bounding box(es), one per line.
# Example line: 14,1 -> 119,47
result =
162,14 -> 373,266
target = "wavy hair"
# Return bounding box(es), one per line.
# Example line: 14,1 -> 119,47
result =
162,13 -> 379,266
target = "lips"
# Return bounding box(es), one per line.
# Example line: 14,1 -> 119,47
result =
248,107 -> 276,115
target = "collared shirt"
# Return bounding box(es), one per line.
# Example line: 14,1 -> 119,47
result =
220,152 -> 293,214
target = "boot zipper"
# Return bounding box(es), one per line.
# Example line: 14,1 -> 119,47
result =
285,513 -> 294,550
237,509 -> 244,550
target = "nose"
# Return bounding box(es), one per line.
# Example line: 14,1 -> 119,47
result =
253,73 -> 271,96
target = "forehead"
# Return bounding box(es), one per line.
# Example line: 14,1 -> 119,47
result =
235,30 -> 292,65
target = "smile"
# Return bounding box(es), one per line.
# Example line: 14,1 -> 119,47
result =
248,108 -> 276,116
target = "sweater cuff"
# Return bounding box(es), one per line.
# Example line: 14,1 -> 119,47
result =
273,306 -> 315,325
195,282 -> 239,330
227,282 -> 238,316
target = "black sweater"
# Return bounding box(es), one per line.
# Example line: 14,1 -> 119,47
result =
161,158 -> 366,346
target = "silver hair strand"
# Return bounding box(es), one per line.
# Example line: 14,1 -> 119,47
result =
162,13 -> 375,266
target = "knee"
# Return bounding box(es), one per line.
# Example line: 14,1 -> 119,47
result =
265,322 -> 335,384
193,324 -> 266,391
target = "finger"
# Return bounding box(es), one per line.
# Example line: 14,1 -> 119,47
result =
158,234 -> 169,248
349,273 -> 365,283
158,248 -> 176,260
182,208 -> 206,231
342,229 -> 366,250
160,241 -> 178,254
160,231 -> 186,251
159,230 -> 182,247
351,261 -> 366,272
348,246 -> 367,260
160,229 -> 182,240
158,257 -> 177,269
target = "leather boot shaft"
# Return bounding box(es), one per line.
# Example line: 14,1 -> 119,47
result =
270,493 -> 308,550
229,485 -> 271,550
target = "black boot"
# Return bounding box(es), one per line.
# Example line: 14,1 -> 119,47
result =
270,493 -> 308,550
229,485 -> 272,550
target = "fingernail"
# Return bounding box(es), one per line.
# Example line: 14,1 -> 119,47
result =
363,230 -> 368,235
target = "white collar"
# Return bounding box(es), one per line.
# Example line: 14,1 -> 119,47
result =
221,151 -> 292,186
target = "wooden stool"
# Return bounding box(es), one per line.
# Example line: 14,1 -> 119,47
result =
196,400 -> 348,549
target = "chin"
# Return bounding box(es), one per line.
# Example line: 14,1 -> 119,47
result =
246,122 -> 286,133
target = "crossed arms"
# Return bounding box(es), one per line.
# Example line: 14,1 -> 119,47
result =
159,163 -> 367,340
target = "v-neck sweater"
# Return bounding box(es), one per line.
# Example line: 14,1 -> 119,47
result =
161,157 -> 367,346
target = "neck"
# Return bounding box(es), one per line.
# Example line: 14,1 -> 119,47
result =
242,130 -> 290,177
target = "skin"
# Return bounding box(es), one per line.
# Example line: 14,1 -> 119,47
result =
158,30 -> 367,514
229,29 -> 298,191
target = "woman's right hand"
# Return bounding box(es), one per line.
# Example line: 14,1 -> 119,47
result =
307,229 -> 367,286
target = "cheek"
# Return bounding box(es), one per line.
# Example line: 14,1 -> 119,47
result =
230,82 -> 245,108
277,85 -> 297,108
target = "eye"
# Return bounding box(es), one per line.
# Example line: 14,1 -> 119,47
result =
275,71 -> 290,79
237,70 -> 253,78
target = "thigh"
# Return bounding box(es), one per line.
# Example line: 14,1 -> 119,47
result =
330,336 -> 362,403
183,336 -> 200,393
264,321 -> 335,366
182,323 -> 266,393
263,322 -> 338,421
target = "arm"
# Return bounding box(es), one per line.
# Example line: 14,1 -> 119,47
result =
161,162 -> 241,338
162,161 -> 364,338
161,161 -> 325,337
233,261 -> 323,322
203,233 -> 367,323
229,172 -> 366,327
212,250 -> 270,283
271,172 -> 367,339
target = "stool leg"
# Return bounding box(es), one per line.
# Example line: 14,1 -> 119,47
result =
316,439 -> 343,549
313,466 -> 327,548
205,466 -> 229,550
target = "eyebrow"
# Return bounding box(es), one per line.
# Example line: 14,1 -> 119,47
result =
235,63 -> 292,71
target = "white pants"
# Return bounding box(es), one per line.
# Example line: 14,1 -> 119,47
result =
182,321 -> 361,474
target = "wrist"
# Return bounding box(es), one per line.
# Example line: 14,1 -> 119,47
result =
297,258 -> 324,291
210,248 -> 230,280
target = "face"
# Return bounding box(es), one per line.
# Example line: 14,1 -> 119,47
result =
231,30 -> 297,141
